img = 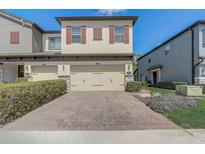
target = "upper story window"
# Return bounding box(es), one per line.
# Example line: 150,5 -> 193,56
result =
109,25 -> 129,44
72,26 -> 81,43
66,26 -> 86,44
202,30 -> 205,48
115,26 -> 124,43
10,32 -> 19,44
48,37 -> 61,50
93,28 -> 102,41
200,67 -> 205,77
148,58 -> 151,63
165,45 -> 170,55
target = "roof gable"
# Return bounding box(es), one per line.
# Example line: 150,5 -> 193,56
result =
0,10 -> 44,32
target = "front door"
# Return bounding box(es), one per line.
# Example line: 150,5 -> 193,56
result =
153,71 -> 157,85
18,65 -> 24,78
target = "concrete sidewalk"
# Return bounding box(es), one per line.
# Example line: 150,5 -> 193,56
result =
0,129 -> 204,144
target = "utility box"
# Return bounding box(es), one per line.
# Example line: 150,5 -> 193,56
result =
176,85 -> 203,96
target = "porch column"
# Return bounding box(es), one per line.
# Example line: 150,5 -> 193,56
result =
150,72 -> 153,84
24,65 -> 32,81
58,64 -> 71,92
125,64 -> 134,84
158,70 -> 161,83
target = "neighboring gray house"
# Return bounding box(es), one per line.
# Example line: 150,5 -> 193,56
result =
137,20 -> 205,85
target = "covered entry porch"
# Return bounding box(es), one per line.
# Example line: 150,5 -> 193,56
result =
0,53 -> 133,91
0,62 -> 24,83
147,64 -> 162,85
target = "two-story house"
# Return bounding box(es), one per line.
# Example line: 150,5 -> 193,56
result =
0,10 -> 137,91
137,20 -> 205,85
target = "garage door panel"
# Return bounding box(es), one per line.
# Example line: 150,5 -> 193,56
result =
71,65 -> 125,91
71,73 -> 99,86
71,65 -> 124,72
102,72 -> 124,86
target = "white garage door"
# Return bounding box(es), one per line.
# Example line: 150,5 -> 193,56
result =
32,66 -> 58,81
71,65 -> 125,91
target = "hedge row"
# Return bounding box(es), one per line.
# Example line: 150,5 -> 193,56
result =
157,82 -> 187,90
0,80 -> 67,124
126,81 -> 145,92
15,78 -> 28,83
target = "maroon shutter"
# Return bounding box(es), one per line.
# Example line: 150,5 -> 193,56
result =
93,28 -> 102,40
109,25 -> 114,44
124,25 -> 129,44
10,32 -> 19,44
66,26 -> 72,44
81,26 -> 86,44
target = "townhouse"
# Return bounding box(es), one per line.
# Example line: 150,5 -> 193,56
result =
0,10 -> 137,91
137,20 -> 205,85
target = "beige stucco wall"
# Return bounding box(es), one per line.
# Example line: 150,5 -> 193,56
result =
58,64 -> 70,76
31,66 -> 58,81
0,15 -> 33,53
61,20 -> 133,54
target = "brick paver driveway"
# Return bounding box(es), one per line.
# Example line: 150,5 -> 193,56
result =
1,92 -> 178,130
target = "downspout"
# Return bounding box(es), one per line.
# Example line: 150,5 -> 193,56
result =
191,28 -> 195,85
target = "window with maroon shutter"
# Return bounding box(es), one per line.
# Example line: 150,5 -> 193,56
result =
66,26 -> 72,44
109,25 -> 114,44
81,26 -> 86,44
93,28 -> 102,41
10,32 -> 19,44
71,26 -> 81,43
114,26 -> 124,43
124,25 -> 129,44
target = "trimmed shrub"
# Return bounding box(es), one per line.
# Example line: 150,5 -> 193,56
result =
126,81 -> 143,92
0,80 -> 67,124
157,82 -> 187,90
16,78 -> 28,83
146,94 -> 196,114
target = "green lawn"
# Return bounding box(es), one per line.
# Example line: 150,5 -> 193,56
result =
142,86 -> 176,95
168,98 -> 205,128
142,86 -> 205,128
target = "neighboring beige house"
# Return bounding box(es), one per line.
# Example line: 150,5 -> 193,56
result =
0,10 -> 137,91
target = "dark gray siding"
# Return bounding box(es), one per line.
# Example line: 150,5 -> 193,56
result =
138,30 -> 193,84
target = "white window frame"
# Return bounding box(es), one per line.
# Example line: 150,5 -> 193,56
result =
165,45 -> 170,55
114,26 -> 124,43
200,67 -> 205,77
72,26 -> 81,43
48,37 -> 61,50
